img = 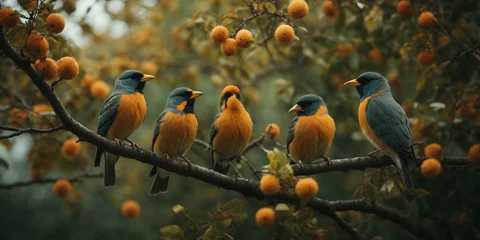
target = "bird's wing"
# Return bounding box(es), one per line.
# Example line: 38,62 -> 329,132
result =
209,113 -> 221,165
366,94 -> 415,162
97,93 -> 122,137
151,110 -> 168,151
286,116 -> 298,154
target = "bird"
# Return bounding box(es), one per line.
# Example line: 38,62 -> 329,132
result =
286,94 -> 336,165
210,85 -> 253,174
94,70 -> 155,187
343,72 -> 416,189
149,87 -> 203,195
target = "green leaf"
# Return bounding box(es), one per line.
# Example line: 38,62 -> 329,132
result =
264,3 -> 277,14
216,218 -> 232,228
363,6 -> 384,32
160,225 -> 185,240
172,204 -> 186,214
203,226 -> 216,240
220,199 -> 247,215
275,203 -> 290,211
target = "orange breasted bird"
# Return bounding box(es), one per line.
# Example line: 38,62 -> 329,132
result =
344,72 -> 415,189
210,85 -> 253,174
149,87 -> 203,195
94,70 -> 155,187
287,94 -> 336,165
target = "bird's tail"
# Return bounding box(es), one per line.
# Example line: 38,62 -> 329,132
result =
149,167 -> 170,195
104,152 -> 119,187
394,155 -> 415,189
94,148 -> 103,167
213,154 -> 230,174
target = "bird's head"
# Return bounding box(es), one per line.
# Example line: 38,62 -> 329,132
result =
288,94 -> 327,116
343,72 -> 390,100
166,87 -> 203,113
219,85 -> 244,111
115,70 -> 155,93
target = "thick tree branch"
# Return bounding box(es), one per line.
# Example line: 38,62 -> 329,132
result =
0,125 -> 65,139
331,199 -> 435,240
292,155 -> 471,176
0,172 -> 103,189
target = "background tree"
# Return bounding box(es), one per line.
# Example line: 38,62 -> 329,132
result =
0,0 -> 479,239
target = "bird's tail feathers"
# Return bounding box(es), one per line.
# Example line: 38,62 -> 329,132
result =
213,160 -> 230,174
394,155 -> 415,190
104,152 -> 119,187
149,167 -> 170,195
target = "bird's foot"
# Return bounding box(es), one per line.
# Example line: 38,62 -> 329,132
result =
180,155 -> 193,169
367,149 -> 380,156
164,153 -> 171,161
113,138 -> 121,145
126,138 -> 139,150
322,156 -> 333,166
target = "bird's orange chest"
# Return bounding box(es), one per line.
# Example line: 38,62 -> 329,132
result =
213,109 -> 253,157
289,107 -> 335,162
154,112 -> 198,157
108,92 -> 147,139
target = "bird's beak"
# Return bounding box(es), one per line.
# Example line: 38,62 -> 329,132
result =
343,79 -> 361,87
140,74 -> 155,82
190,91 -> 203,99
288,104 -> 303,113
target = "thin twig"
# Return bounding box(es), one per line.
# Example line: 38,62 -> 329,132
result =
0,125 -> 65,139
0,84 -> 32,110
50,78 -> 63,90
0,172 -> 103,189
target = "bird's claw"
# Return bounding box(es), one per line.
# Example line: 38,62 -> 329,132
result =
180,155 -> 193,169
114,138 -> 121,145
126,138 -> 139,150
322,156 -> 333,166
367,149 -> 380,156
164,153 -> 171,161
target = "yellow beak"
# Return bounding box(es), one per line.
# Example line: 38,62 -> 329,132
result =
190,91 -> 203,99
288,104 -> 303,113
140,74 -> 155,82
343,79 -> 361,87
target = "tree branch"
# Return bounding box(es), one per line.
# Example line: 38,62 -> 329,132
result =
292,155 -> 471,176
0,172 -> 103,189
0,125 -> 65,139
331,199 -> 436,240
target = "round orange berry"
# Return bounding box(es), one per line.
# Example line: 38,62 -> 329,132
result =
288,0 -> 309,19
468,144 -> 480,165
24,31 -> 49,60
295,178 -> 319,199
397,1 -> 414,17
412,32 -> 433,43
61,137 -> 81,157
235,29 -> 253,48
211,25 -> 229,43
80,74 -> 97,89
0,8 -> 20,28
221,38 -> 238,56
57,57 -> 79,80
121,200 -> 141,219
32,103 -> 53,114
45,13 -> 65,34
420,158 -> 442,178
255,207 -> 275,228
10,108 -> 27,124
274,24 -> 294,43
52,179 -> 73,198
417,49 -> 435,67
140,61 -> 158,75
90,80 -> 111,100
322,1 -> 337,18
260,174 -> 281,195
368,47 -> 383,63
264,123 -> 281,139
30,168 -> 45,181
34,58 -> 57,81
457,212 -> 469,225
418,11 -> 436,29
63,0 -> 76,14
424,143 -> 442,159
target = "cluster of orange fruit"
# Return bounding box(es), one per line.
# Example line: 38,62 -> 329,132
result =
397,1 -> 438,67
210,0 -> 311,56
421,143 -> 480,178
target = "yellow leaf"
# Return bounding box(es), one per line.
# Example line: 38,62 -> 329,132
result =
363,6 -> 384,32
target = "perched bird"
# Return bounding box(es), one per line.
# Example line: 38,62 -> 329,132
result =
149,87 -> 203,195
94,70 -> 155,187
287,94 -> 336,165
344,72 -> 416,189
210,85 -> 253,174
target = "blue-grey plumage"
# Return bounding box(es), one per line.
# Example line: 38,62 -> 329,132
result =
344,72 -> 416,189
94,70 -> 155,187
149,87 -> 202,195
